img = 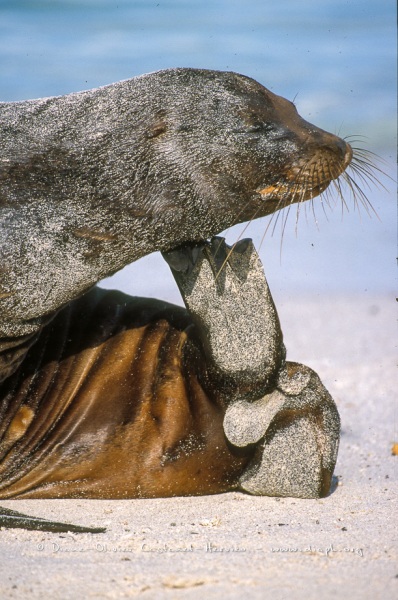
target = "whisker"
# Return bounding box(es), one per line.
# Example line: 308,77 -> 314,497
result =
343,134 -> 370,144
348,163 -> 376,193
349,143 -> 393,178
345,139 -> 389,160
215,204 -> 264,280
212,193 -> 266,264
231,139 -> 390,263
294,185 -> 304,233
279,168 -> 312,254
349,155 -> 391,191
256,191 -> 290,256
279,203 -> 292,259
342,171 -> 380,219
331,176 -> 350,215
269,203 -> 285,237
341,172 -> 364,217
309,164 -> 321,227
254,186 -> 291,250
289,158 -> 314,231
318,191 -> 331,220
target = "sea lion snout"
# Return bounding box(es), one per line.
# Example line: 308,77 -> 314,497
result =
300,129 -> 353,173
276,104 -> 353,180
257,117 -> 353,203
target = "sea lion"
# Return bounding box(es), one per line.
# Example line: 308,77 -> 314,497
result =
0,506 -> 106,533
0,67 -> 354,341
0,238 -> 339,501
0,68 -> 363,505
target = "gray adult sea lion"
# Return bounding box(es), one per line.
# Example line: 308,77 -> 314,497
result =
0,67 -> 353,342
0,68 -> 363,509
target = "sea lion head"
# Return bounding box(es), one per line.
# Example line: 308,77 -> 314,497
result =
142,69 -> 356,234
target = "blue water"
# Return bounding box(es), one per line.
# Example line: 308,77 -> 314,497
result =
0,0 -> 396,296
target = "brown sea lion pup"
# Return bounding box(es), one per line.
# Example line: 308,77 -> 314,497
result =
0,68 -> 373,509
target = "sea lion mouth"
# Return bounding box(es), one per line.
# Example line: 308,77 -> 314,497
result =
257,142 -> 354,208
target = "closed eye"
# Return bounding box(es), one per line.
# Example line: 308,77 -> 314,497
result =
233,122 -> 275,135
245,124 -> 263,133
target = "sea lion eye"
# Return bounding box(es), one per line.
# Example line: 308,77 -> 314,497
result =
245,121 -> 274,135
245,124 -> 263,133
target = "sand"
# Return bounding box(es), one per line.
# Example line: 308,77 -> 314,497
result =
0,293 -> 396,599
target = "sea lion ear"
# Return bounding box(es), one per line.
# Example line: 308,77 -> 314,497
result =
223,390 -> 286,447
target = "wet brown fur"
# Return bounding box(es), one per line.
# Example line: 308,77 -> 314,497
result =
0,289 -> 252,498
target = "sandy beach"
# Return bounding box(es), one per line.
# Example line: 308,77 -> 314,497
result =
0,292 -> 395,599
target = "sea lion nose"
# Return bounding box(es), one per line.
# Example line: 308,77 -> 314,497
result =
342,140 -> 353,168
331,135 -> 353,168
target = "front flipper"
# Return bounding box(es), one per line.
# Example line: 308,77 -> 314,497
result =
163,236 -> 285,399
228,363 -> 340,498
0,506 -> 106,533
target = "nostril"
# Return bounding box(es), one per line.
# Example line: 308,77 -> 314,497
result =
333,136 -> 347,157
329,136 -> 352,168
342,141 -> 353,168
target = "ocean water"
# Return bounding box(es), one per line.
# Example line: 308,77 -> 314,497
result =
0,0 -> 396,298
